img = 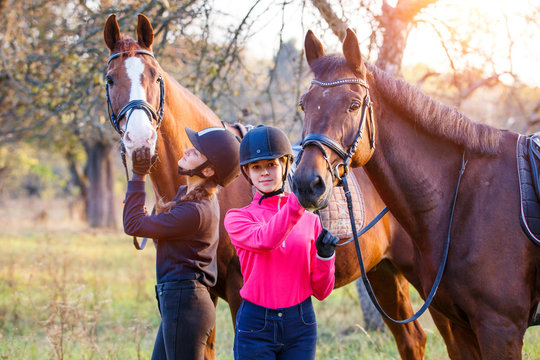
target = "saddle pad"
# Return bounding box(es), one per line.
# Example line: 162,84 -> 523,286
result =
316,172 -> 366,238
516,135 -> 540,246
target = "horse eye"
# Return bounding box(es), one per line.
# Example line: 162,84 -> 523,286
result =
349,102 -> 360,112
298,101 -> 304,112
106,76 -> 114,86
156,76 -> 162,83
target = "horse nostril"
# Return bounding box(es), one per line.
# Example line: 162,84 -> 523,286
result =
310,174 -> 326,194
147,130 -> 157,144
124,131 -> 132,143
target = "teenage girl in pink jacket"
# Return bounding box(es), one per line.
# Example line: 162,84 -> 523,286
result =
224,125 -> 339,360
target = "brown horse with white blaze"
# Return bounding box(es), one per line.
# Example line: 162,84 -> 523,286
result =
104,14 -> 434,359
293,28 -> 540,359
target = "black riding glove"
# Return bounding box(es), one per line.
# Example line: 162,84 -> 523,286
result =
315,228 -> 339,258
132,148 -> 158,175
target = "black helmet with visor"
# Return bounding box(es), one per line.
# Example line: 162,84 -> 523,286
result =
239,125 -> 293,202
179,126 -> 241,187
239,125 -> 293,166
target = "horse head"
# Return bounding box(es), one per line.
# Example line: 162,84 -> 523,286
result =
293,29 -> 376,210
104,14 -> 163,158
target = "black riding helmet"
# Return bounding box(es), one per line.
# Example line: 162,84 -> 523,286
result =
180,126 -> 241,187
240,125 -> 294,166
239,125 -> 293,202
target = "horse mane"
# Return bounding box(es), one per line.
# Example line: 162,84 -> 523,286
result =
365,62 -> 501,155
310,55 -> 501,155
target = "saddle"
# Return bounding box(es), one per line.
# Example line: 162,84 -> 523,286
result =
516,134 -> 540,247
230,122 -> 253,138
289,144 -> 365,238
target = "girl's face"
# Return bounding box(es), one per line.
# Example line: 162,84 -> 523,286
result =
178,147 -> 208,170
246,158 -> 285,193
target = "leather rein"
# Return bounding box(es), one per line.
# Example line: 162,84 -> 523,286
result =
106,49 -> 166,250
300,77 -> 468,323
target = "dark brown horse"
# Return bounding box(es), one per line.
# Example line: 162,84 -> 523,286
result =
104,14 -> 432,359
293,28 -> 540,359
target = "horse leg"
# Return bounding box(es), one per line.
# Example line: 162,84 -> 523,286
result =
366,259 -> 426,360
474,316 -> 525,360
225,259 -> 244,326
204,293 -> 219,360
426,307 -> 488,360
442,322 -> 481,360
427,307 -> 463,359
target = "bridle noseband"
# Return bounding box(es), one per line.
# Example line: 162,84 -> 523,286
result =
298,77 -> 375,184
106,49 -> 165,136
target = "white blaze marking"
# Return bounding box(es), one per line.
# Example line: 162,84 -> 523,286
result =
123,57 -> 156,154
125,57 -> 146,101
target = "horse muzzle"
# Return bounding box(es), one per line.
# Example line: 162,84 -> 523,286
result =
291,167 -> 333,211
122,112 -> 158,157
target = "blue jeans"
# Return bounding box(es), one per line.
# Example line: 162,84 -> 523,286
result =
151,280 -> 215,360
234,297 -> 317,360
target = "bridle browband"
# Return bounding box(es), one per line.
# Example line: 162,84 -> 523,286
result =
107,49 -> 154,64
311,77 -> 369,88
105,49 -> 166,251
298,77 -> 375,183
106,49 -> 165,136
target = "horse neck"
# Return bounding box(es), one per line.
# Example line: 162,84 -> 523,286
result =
364,95 -> 464,248
150,75 -> 222,201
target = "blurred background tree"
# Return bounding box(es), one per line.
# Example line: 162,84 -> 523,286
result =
1,0 -> 539,225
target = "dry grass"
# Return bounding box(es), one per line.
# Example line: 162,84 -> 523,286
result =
0,198 -> 538,359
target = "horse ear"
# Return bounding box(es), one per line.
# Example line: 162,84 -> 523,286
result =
136,14 -> 154,49
104,14 -> 121,51
343,28 -> 365,76
304,30 -> 325,67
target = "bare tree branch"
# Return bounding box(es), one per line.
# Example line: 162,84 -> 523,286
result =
415,71 -> 439,86
309,0 -> 348,40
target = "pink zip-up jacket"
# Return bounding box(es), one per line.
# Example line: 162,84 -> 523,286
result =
224,191 -> 335,309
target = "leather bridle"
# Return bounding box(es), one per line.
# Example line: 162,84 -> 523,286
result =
298,77 -> 375,184
105,49 -> 165,250
106,49 -> 165,136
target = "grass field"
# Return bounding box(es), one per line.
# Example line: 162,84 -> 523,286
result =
1,198 -> 539,359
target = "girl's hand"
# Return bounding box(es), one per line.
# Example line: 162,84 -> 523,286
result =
132,148 -> 158,176
316,228 -> 339,258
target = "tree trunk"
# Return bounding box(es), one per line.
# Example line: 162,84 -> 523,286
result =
65,149 -> 89,221
356,278 -> 386,331
376,0 -> 438,76
309,0 -> 348,40
84,140 -> 117,228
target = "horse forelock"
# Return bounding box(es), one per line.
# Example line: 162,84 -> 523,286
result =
111,38 -> 145,56
310,55 -> 363,79
365,63 -> 501,155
